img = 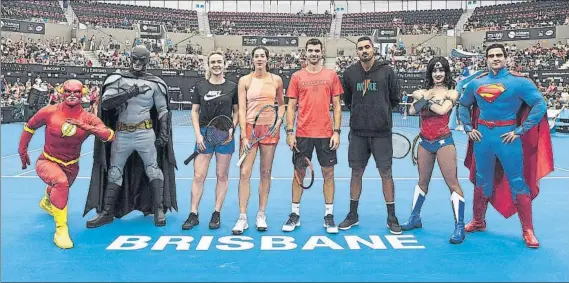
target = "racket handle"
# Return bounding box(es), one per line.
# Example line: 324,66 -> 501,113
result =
183,151 -> 199,165
236,149 -> 249,167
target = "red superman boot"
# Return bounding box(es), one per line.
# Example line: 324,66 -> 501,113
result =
465,187 -> 489,232
515,194 -> 539,248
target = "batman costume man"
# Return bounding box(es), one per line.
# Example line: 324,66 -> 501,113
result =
83,45 -> 178,227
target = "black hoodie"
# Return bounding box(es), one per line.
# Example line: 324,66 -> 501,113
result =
342,60 -> 401,137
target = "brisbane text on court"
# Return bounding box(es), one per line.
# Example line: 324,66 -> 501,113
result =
107,234 -> 426,251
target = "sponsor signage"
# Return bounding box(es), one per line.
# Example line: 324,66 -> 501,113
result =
1,18 -> 45,34
486,27 -> 556,42
242,36 -> 298,47
139,23 -> 161,34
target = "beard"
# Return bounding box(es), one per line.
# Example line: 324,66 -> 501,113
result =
359,54 -> 372,62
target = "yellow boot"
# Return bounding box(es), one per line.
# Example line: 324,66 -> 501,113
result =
39,186 -> 53,216
52,206 -> 73,249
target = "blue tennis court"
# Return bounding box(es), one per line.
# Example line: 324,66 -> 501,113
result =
2,111 -> 568,282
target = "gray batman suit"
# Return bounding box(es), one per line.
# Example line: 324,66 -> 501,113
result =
102,74 -> 168,186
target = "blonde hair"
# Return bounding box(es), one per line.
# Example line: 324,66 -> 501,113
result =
205,50 -> 225,80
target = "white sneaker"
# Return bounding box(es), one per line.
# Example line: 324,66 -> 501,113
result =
232,215 -> 248,235
323,214 -> 339,234
282,213 -> 300,232
256,212 -> 268,231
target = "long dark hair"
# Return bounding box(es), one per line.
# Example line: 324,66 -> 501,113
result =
251,46 -> 270,72
424,56 -> 456,90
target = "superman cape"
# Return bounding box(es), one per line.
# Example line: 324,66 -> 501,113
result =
464,103 -> 554,218
83,70 -> 178,218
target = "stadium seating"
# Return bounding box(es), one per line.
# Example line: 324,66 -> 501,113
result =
208,12 -> 332,36
71,0 -> 198,32
341,9 -> 463,36
1,0 -> 66,23
465,0 -> 569,31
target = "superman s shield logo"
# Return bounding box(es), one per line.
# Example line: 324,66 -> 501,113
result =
476,84 -> 506,103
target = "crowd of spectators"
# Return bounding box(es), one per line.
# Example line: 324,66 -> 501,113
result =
333,41 -> 569,109
220,48 -> 308,69
1,75 -> 99,113
95,47 -> 309,70
334,42 -> 569,74
1,36 -> 88,66
541,80 -> 569,110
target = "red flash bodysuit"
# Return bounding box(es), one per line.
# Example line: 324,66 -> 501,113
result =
19,84 -> 114,210
18,80 -> 114,249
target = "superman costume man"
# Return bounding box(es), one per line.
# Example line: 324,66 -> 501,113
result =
458,43 -> 554,248
18,80 -> 115,249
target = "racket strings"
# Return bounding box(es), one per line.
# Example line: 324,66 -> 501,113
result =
293,153 -> 309,171
411,135 -> 421,166
252,105 -> 278,139
293,152 -> 313,187
392,134 -> 411,159
205,117 -> 233,145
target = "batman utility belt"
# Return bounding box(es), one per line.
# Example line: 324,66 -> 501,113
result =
116,119 -> 153,132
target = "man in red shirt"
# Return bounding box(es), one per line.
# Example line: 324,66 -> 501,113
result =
283,38 -> 343,234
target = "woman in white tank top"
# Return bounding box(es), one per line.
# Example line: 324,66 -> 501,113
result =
232,46 -> 286,234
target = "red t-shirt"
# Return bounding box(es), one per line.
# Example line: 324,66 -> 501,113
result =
287,68 -> 343,138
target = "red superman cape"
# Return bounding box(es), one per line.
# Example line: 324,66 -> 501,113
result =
464,103 -> 554,218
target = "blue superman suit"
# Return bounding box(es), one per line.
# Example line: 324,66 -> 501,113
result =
449,70 -> 485,129
457,67 -> 552,248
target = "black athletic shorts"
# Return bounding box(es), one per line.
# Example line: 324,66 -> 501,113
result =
295,137 -> 337,167
348,131 -> 392,170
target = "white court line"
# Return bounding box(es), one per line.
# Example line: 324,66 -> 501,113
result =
2,175 -> 568,180
396,127 -> 569,172
1,148 -> 42,159
13,150 -> 94,177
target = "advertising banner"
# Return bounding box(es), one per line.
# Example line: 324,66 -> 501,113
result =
485,27 -> 556,42
1,18 -> 45,34
242,36 -> 298,47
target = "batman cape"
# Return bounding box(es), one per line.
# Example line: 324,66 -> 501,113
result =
83,70 -> 178,218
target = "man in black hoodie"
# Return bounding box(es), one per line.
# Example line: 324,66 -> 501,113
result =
338,36 -> 402,234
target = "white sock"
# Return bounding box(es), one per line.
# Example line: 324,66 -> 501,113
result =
292,203 -> 300,215
239,213 -> 247,220
325,204 -> 333,216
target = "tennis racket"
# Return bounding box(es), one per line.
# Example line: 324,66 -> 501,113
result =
184,115 -> 234,165
411,134 -> 421,166
236,104 -> 278,167
292,146 -> 315,189
392,132 -> 412,159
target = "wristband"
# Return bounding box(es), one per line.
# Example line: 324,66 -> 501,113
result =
413,98 -> 429,113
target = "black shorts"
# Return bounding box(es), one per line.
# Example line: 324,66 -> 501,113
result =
295,137 -> 337,167
348,131 -> 392,170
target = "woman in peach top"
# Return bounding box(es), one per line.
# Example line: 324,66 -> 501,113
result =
232,46 -> 285,235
